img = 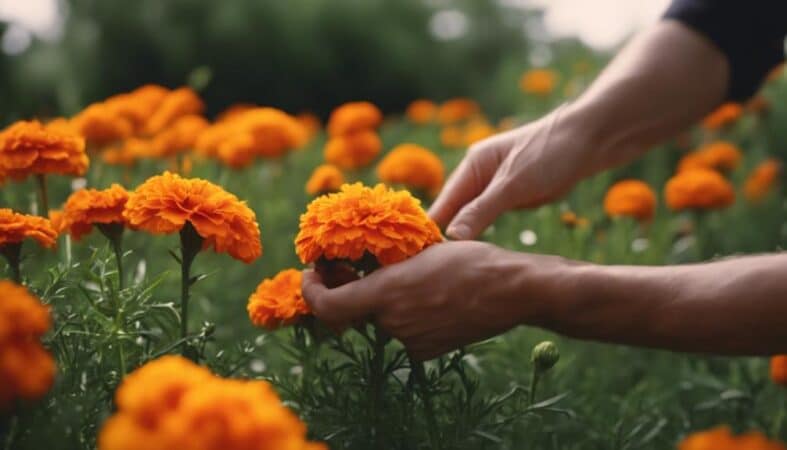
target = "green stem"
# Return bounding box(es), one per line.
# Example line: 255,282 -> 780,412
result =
2,415 -> 17,450
35,174 -> 49,217
179,222 -> 202,359
411,359 -> 441,450
370,326 -> 389,447
529,369 -> 541,406
1,243 -> 22,284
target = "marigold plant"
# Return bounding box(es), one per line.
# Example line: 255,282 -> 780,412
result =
405,99 -> 437,124
306,164 -> 345,195
98,355 -> 326,450
0,120 -> 88,180
105,84 -> 170,132
326,101 -> 382,137
701,102 -> 742,130
376,143 -> 444,196
60,184 -> 129,241
665,169 -> 735,211
771,355 -> 787,386
144,87 -> 205,135
295,183 -> 442,266
745,159 -> 781,202
0,280 -> 56,410
519,68 -> 558,96
603,179 -> 657,221
677,141 -> 742,173
437,98 -> 479,124
324,130 -> 382,170
247,269 -> 310,329
678,426 -> 786,450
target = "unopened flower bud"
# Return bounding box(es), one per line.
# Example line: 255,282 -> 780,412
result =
531,341 -> 559,373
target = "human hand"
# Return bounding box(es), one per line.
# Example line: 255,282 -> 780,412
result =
302,241 -> 561,360
430,105 -> 594,240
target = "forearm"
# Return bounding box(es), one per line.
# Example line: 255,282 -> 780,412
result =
562,20 -> 729,176
532,254 -> 787,355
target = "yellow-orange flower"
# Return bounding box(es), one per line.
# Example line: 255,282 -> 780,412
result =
437,98 -> 479,124
406,99 -> 437,124
306,164 -> 345,195
151,115 -> 209,157
105,84 -> 170,132
771,355 -> 787,386
295,183 -> 442,265
98,355 -> 326,450
326,101 -> 382,137
679,426 -> 786,450
745,159 -> 781,202
247,269 -> 310,329
0,120 -> 88,180
519,69 -> 558,95
440,126 -> 464,149
463,120 -> 495,146
0,280 -> 55,410
0,209 -> 58,249
560,211 -> 589,228
194,122 -> 236,159
665,169 -> 735,211
71,103 -> 134,146
144,87 -> 205,135
296,112 -> 322,140
60,184 -> 129,241
702,103 -> 742,130
677,141 -> 742,173
376,143 -> 444,196
216,103 -> 257,123
603,180 -> 657,221
324,130 -> 382,170
123,172 -> 262,263
102,138 -> 153,167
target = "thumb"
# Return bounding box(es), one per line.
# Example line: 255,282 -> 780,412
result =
446,184 -> 505,240
301,268 -> 380,324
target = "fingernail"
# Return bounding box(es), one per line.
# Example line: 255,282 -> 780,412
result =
447,223 -> 470,240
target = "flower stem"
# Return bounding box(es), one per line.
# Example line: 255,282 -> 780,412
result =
529,369 -> 541,406
98,223 -> 125,290
369,326 -> 389,447
411,359 -> 441,450
1,243 -> 22,284
35,174 -> 49,217
179,222 -> 202,360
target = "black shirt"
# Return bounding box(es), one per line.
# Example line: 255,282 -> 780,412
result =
664,0 -> 787,100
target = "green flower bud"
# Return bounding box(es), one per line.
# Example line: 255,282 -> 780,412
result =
531,341 -> 559,373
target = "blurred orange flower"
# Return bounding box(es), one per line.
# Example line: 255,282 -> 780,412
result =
151,115 -> 209,157
440,125 -> 464,149
60,184 -> 129,241
463,120 -> 495,146
0,209 -> 58,249
677,141 -> 742,173
326,101 -> 382,137
702,102 -> 742,130
123,172 -> 262,263
771,355 -> 787,386
324,130 -> 382,170
215,103 -> 257,123
745,159 -> 781,202
105,84 -> 170,132
376,143 -> 444,196
194,122 -> 235,159
604,180 -> 657,221
437,98 -> 479,124
247,269 -> 310,329
665,169 -> 735,211
0,120 -> 88,180
102,138 -> 153,167
405,99 -> 437,124
235,107 -> 307,157
296,183 -> 442,266
296,112 -> 322,140
98,355 -> 326,450
144,87 -> 205,135
519,68 -> 558,96
0,280 -> 55,410
71,103 -> 134,146
306,164 -> 345,195
678,426 -> 786,450
560,211 -> 589,228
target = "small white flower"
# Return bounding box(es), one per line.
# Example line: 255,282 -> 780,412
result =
631,238 -> 649,253
519,229 -> 537,246
71,177 -> 87,191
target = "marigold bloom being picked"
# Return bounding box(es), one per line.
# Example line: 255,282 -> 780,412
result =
665,169 -> 735,211
123,171 -> 262,263
677,141 -> 742,173
603,180 -> 657,221
405,99 -> 437,124
0,120 -> 88,180
324,130 -> 382,170
60,184 -> 130,241
678,426 -> 786,450
306,164 -> 345,195
519,68 -> 559,96
701,102 -> 742,130
326,101 -> 382,137
745,159 -> 781,202
247,269 -> 310,329
98,355 -> 326,450
437,98 -> 480,124
295,183 -> 442,266
376,143 -> 444,196
0,280 -> 56,410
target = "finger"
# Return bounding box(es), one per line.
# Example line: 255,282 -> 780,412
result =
446,182 -> 506,240
301,268 -> 383,324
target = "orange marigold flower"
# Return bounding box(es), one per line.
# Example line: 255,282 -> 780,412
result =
48,209 -> 64,234
98,355 -> 326,450
106,85 -> 170,132
123,172 -> 262,263
406,99 -> 437,124
0,120 -> 88,180
745,159 -> 781,202
560,211 -> 589,228
71,103 -> 134,146
437,98 -> 479,124
324,130 -> 382,170
0,280 -> 56,410
296,112 -> 322,139
771,355 -> 787,386
679,426 -> 786,450
677,141 -> 742,173
247,269 -> 310,329
306,164 -> 345,195
0,208 -> 58,249
234,107 -> 308,157
60,184 -> 129,241
702,102 -> 742,130
519,68 -> 559,96
376,143 -> 444,196
326,101 -> 383,137
102,138 -> 152,167
746,95 -> 770,115
440,125 -> 464,149
151,115 -> 209,158
194,122 -> 235,159
603,180 -> 657,221
216,103 -> 257,123
144,87 -> 205,135
463,120 -> 495,146
295,183 -> 442,266
665,169 -> 735,211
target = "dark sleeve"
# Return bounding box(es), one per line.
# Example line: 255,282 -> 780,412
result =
663,0 -> 787,101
